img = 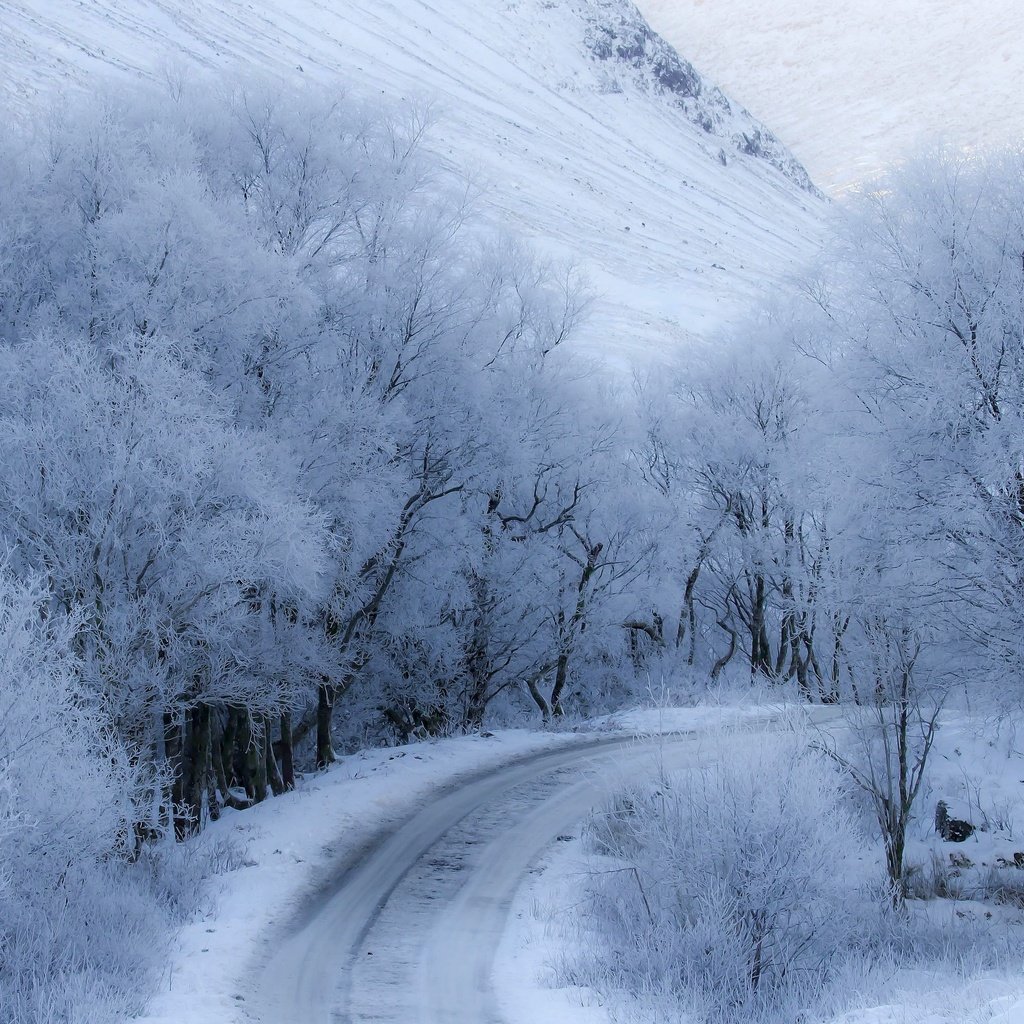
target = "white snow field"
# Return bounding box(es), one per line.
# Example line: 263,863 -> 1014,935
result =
0,0 -> 823,369
128,705 -> 781,1024
637,0 -> 1024,193
498,710 -> 1024,1024
122,702 -> 1024,1024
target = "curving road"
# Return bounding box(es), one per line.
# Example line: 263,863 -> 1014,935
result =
250,711 -> 837,1024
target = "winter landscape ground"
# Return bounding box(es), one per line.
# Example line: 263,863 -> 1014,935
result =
0,0 -> 822,370
638,0 -> 1024,192
1,2 -> 1023,1024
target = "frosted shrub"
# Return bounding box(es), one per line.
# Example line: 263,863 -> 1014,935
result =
0,570 -> 194,1024
578,736 -> 878,1023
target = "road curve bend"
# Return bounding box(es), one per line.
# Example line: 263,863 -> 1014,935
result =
249,711 -> 835,1024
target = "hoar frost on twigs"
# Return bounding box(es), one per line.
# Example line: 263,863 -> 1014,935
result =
0,568 -> 186,1024
0,71 -> 646,1020
574,735 -> 879,1023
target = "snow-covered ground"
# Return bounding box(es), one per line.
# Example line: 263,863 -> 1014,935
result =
637,0 -> 1024,192
506,707 -> 1024,1024
133,729 -> 580,1024
129,705 -> 777,1024
0,0 -> 822,369
72,692 -> 1024,1024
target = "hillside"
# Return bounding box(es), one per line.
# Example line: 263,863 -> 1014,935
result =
0,0 -> 823,366
638,0 -> 1024,192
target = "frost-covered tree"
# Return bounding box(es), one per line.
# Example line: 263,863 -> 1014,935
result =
0,331 -> 326,834
637,145 -> 1024,714
825,147 -> 1024,693
0,70 -> 625,841
0,569 -> 178,1023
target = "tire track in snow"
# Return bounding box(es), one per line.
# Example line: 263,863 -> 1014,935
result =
249,708 -> 844,1024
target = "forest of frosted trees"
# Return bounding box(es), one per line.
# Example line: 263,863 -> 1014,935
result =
1,74 -> 1023,1020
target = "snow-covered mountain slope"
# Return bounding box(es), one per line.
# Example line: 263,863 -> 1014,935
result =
638,0 -> 1024,193
0,0 -> 823,367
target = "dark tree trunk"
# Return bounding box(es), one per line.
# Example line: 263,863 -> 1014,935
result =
462,574 -> 492,731
251,713 -> 268,803
463,646 -> 491,730
212,710 -> 250,812
279,711 -> 296,791
682,568 -> 699,666
711,622 -> 738,680
238,709 -> 267,804
793,638 -> 812,700
775,615 -> 792,678
464,686 -> 488,731
831,615 -> 849,702
551,651 -> 569,718
750,573 -> 773,677
219,708 -> 236,794
526,673 -> 552,723
266,716 -> 286,797
316,682 -> 336,770
236,707 -> 253,800
548,536 -> 602,718
180,704 -> 214,837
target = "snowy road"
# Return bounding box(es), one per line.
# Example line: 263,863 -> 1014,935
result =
249,711 -> 841,1024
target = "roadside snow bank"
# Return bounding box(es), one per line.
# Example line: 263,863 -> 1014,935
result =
134,730 -> 580,1024
133,704 -> 778,1024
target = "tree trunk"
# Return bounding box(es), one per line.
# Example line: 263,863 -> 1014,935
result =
550,651 -> 569,718
526,673 -> 552,723
711,622 -> 738,680
549,537 -> 602,718
831,615 -> 849,702
194,704 -> 221,822
885,825 -> 907,907
266,716 -> 286,797
238,709 -> 267,804
677,563 -> 700,658
791,628 -> 812,700
251,713 -> 268,803
180,704 -> 209,837
775,614 -> 792,678
221,706 -> 239,792
316,682 -> 336,770
464,687 -> 488,730
750,573 -> 773,677
212,710 -> 250,812
279,711 -> 296,791
684,584 -> 697,666
463,654 -> 490,730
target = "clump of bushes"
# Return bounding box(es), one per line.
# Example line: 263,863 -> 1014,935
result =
574,735 -> 882,1023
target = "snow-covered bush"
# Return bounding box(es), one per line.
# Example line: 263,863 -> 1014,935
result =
0,569 -> 194,1024
576,735 -> 879,1023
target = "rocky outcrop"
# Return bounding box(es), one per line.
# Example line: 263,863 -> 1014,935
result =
580,0 -> 820,195
936,800 -> 976,843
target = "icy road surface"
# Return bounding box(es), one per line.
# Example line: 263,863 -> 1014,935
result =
249,710 -> 842,1024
